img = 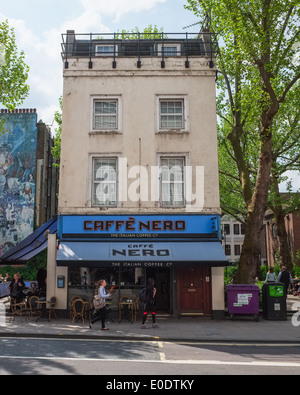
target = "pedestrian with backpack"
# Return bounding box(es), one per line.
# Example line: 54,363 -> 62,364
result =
141,278 -> 159,329
89,279 -> 111,330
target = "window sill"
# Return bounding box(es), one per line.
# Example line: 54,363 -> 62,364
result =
89,130 -> 122,135
155,130 -> 189,135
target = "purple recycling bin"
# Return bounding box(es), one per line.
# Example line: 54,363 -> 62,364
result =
226,284 -> 260,321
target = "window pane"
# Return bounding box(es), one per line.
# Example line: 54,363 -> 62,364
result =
94,100 -> 118,129
160,101 -> 182,114
163,46 -> 178,56
96,45 -> 115,55
92,158 -> 117,206
95,115 -> 117,129
95,101 -> 117,114
160,100 -> 183,129
160,158 -> 184,206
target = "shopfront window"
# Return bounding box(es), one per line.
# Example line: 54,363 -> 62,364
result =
68,267 -> 146,313
68,266 -> 171,315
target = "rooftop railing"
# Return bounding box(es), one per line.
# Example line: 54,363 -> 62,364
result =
61,31 -> 218,70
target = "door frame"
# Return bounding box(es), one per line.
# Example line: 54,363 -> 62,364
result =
177,266 -> 212,316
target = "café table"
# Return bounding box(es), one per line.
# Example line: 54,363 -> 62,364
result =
118,300 -> 134,323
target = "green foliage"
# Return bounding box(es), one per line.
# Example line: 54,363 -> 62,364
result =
115,25 -> 165,40
224,265 -> 238,286
0,250 -> 47,281
186,0 -> 300,283
51,96 -> 62,167
0,20 -> 30,112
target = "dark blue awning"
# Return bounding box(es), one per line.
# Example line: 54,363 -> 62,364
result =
0,217 -> 57,264
57,240 -> 228,268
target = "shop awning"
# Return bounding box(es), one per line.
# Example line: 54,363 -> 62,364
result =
0,217 -> 57,265
56,240 -> 228,268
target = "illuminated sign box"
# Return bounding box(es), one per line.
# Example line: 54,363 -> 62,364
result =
57,214 -> 220,239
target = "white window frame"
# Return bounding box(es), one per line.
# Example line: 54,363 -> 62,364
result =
159,155 -> 187,208
95,44 -> 118,57
91,96 -> 122,133
157,43 -> 181,57
90,156 -> 118,208
156,95 -> 189,133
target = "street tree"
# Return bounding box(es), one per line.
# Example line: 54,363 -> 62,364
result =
186,0 -> 300,283
0,20 -> 29,113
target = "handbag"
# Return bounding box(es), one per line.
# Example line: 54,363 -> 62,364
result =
93,293 -> 105,311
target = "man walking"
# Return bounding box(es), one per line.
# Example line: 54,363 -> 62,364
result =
277,266 -> 293,296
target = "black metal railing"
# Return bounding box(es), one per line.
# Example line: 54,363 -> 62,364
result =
61,31 -> 218,70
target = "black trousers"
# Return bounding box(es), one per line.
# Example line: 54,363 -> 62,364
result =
91,307 -> 106,328
142,303 -> 156,325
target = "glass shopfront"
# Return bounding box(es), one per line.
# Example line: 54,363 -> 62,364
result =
68,266 -> 171,315
57,214 -> 227,318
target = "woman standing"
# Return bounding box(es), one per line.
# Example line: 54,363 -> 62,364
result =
89,279 -> 111,330
265,267 -> 277,282
9,272 -> 25,303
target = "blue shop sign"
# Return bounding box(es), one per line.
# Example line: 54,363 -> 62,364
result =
58,214 -> 220,239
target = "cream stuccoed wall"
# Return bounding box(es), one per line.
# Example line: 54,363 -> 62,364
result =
211,267 -> 225,319
57,54 -> 225,315
47,234 -> 68,311
59,56 -> 221,215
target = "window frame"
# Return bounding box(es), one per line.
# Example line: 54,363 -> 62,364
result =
159,155 -> 186,208
157,43 -> 181,57
225,245 -> 231,256
91,156 -> 118,208
95,44 -> 118,57
91,96 -> 122,133
156,95 -> 189,133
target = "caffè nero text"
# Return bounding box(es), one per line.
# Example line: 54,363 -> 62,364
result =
83,218 -> 186,233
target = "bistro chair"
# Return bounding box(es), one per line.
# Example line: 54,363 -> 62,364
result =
47,296 -> 57,321
28,296 -> 42,321
71,298 -> 85,324
69,295 -> 82,319
9,297 -> 27,323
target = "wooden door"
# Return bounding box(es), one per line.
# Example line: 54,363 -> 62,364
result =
177,267 -> 212,316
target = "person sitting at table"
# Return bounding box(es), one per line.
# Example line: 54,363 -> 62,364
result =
9,272 -> 25,303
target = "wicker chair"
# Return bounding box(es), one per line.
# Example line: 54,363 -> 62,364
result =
69,296 -> 82,319
28,296 -> 42,321
9,297 -> 27,323
71,298 -> 85,323
47,296 -> 57,321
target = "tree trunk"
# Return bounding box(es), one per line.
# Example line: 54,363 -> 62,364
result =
276,210 -> 293,273
235,115 -> 275,283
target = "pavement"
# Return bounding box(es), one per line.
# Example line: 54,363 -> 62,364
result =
1,295 -> 300,343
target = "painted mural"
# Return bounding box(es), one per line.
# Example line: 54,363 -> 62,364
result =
0,111 -> 37,257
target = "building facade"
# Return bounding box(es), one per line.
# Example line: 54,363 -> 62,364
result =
0,109 -> 58,262
265,210 -> 300,268
221,215 -> 246,264
47,30 -> 228,318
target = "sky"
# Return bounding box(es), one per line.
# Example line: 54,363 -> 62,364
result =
0,0 -> 299,192
0,0 -> 198,127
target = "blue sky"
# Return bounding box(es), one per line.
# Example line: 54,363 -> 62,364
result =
0,0 -> 198,126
